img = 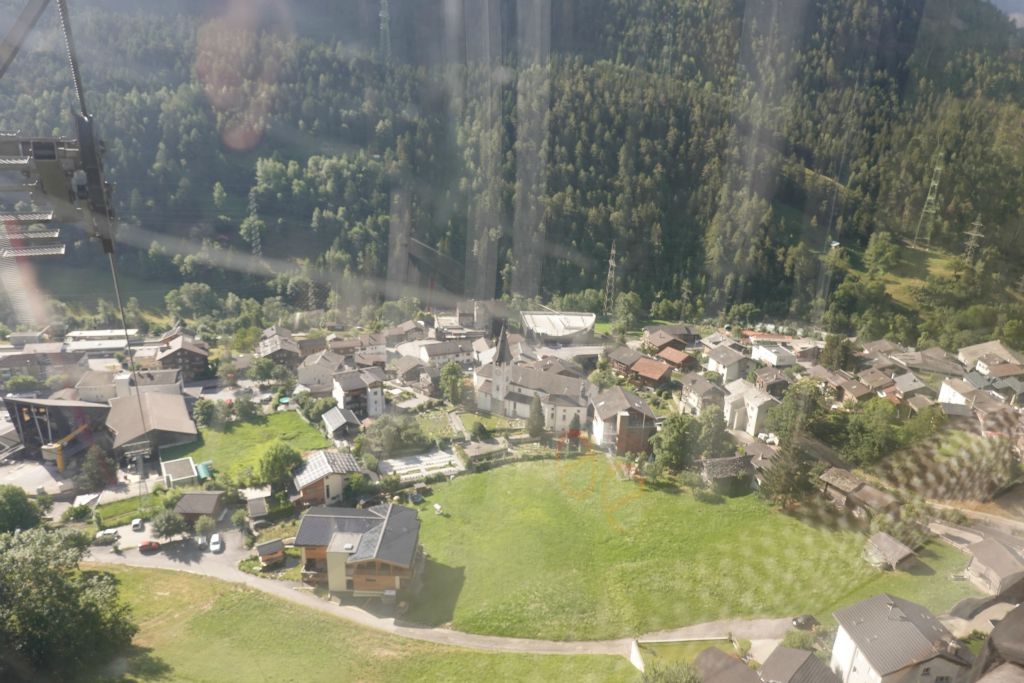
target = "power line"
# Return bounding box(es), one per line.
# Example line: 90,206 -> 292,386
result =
603,241 -> 617,316
912,157 -> 943,248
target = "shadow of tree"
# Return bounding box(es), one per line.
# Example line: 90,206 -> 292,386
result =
397,560 -> 466,628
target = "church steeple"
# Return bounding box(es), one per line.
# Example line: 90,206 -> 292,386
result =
494,325 -> 513,365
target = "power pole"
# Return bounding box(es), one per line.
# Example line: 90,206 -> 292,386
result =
603,241 -> 617,315
379,0 -> 391,64
1017,273 -> 1024,294
963,213 -> 984,263
912,159 -> 943,248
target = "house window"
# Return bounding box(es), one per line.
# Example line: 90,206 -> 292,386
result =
934,677 -> 950,683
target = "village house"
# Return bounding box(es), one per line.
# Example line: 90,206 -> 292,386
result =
760,646 -> 840,683
332,368 -> 385,420
419,340 -> 475,367
656,346 -> 699,371
858,367 -> 896,394
590,386 -> 657,455
628,356 -> 673,388
297,350 -> 346,394
695,647 -> 760,683
174,491 -> 225,525
830,594 -> 972,683
293,504 -> 424,601
751,344 -> 796,368
891,347 -> 966,377
754,366 -> 790,398
643,323 -> 700,348
257,334 -> 301,371
643,329 -> 687,353
290,448 -> 361,506
156,335 -> 209,381
382,320 -> 424,346
957,340 -> 1024,369
321,406 -> 361,440
705,345 -> 754,382
723,379 -> 779,437
678,372 -> 726,416
819,467 -> 901,519
607,346 -> 644,374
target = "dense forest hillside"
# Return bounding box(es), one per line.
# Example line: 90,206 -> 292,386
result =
0,0 -> 1022,348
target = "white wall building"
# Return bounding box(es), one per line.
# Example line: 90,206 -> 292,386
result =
830,594 -> 972,683
751,344 -> 796,367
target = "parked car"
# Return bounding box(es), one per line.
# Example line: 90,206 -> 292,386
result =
209,533 -> 224,553
131,518 -> 144,531
409,492 -> 424,504
792,614 -> 819,630
139,541 -> 160,554
93,529 -> 120,545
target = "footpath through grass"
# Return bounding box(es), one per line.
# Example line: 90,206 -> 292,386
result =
92,565 -> 634,683
406,457 -> 978,641
161,412 -> 329,478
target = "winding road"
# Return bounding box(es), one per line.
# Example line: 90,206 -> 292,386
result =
90,530 -> 793,658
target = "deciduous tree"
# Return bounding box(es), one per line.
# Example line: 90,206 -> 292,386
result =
0,485 -> 40,533
259,442 -> 302,489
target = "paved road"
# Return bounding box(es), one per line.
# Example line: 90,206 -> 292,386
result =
89,536 -> 792,657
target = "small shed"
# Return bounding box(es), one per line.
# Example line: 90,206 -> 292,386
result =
255,539 -> 286,567
865,532 -> 916,570
966,539 -> 1024,595
161,456 -> 197,488
701,455 -> 753,496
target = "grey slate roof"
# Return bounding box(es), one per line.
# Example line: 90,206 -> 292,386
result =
760,647 -> 839,683
680,372 -> 726,399
819,467 -> 863,493
708,344 -> 745,366
703,455 -> 753,480
505,366 -> 590,406
255,539 -> 284,556
694,647 -> 760,683
106,393 -> 197,448
969,539 -> 1024,583
866,532 -> 915,568
174,491 -> 224,516
246,497 -> 269,518
833,594 -> 971,676
322,406 -> 360,433
293,504 -> 420,568
607,346 -> 643,367
348,504 -> 420,567
592,386 -> 655,421
894,372 -> 926,395
292,449 -> 360,490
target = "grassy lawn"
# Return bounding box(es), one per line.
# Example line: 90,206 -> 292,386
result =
95,491 -> 171,528
90,565 -> 634,682
416,409 -> 456,440
161,412 -> 329,478
405,457 -> 978,640
459,411 -> 522,433
638,640 -> 735,668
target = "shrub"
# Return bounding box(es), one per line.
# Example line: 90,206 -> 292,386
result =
782,629 -> 818,650
693,488 -> 724,505
62,505 -> 92,523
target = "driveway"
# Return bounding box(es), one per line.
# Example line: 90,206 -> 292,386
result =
91,542 -> 794,658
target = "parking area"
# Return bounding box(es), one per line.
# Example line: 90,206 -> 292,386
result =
0,458 -> 71,495
379,449 -> 464,483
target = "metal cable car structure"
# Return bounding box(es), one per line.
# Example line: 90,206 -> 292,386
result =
1,0 -> 153,494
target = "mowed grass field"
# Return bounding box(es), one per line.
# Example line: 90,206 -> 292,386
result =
406,457 -> 978,640
161,412 -> 329,477
92,566 -> 635,683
